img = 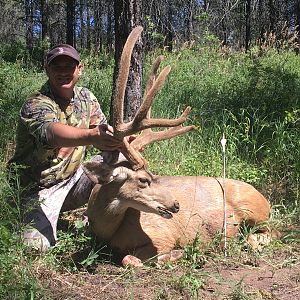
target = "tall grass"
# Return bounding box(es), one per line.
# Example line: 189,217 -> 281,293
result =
0,63 -> 45,298
0,43 -> 299,298
143,48 -> 299,207
0,62 -> 45,157
0,166 -> 42,298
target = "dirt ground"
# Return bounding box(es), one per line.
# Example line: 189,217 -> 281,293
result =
36,246 -> 299,300
33,212 -> 299,300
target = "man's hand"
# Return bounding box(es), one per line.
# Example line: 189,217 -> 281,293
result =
91,124 -> 123,151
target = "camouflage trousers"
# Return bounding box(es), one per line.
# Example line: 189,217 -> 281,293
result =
22,157 -> 102,252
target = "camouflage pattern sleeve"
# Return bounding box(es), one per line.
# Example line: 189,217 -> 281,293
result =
20,93 -> 59,149
88,90 -> 107,127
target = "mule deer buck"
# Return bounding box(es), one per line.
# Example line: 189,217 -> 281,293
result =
83,26 -> 271,267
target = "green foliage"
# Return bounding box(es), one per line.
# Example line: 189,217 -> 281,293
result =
143,46 -> 299,206
177,269 -> 206,299
155,47 -> 300,121
0,42 -> 47,68
79,59 -> 114,116
0,165 -> 41,299
226,279 -> 252,300
40,217 -> 112,273
0,62 -> 45,153
0,225 -> 40,299
0,43 -> 299,297
43,224 -> 93,272
182,234 -> 206,268
0,42 -> 29,63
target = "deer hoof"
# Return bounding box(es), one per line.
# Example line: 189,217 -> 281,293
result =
122,255 -> 144,267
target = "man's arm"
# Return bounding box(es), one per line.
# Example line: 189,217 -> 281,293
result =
46,123 -> 123,151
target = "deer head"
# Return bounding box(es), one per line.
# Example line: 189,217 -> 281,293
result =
110,26 -> 195,170
83,160 -> 180,219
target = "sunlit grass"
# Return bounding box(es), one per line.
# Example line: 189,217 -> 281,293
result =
0,45 -> 299,298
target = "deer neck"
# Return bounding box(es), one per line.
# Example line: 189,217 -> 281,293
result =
88,184 -> 129,240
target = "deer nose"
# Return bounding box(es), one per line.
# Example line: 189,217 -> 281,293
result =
173,201 -> 180,213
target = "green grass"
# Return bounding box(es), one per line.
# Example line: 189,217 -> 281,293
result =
0,43 -> 299,298
0,165 -> 42,299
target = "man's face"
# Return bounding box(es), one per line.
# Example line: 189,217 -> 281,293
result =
46,55 -> 83,98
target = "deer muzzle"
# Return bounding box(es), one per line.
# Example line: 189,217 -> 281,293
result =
157,200 -> 180,219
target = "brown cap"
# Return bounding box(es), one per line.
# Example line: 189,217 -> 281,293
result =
45,44 -> 80,66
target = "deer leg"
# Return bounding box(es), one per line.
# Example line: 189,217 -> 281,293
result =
157,249 -> 183,265
121,243 -> 158,267
122,255 -> 144,267
123,248 -> 184,267
247,229 -> 281,251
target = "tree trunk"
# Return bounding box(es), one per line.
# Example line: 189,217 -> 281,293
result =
269,0 -> 275,33
221,0 -> 227,45
86,0 -> 91,50
164,1 -> 173,52
258,0 -> 265,42
186,0 -> 194,42
245,0 -> 251,52
107,1 -> 113,53
79,0 -> 85,48
94,0 -> 102,53
41,0 -> 49,43
25,0 -> 34,51
111,0 -> 143,123
295,0 -> 300,54
66,0 -> 75,46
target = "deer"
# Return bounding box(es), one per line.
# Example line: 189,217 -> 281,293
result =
83,26 -> 272,267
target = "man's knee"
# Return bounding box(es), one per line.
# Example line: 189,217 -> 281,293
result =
62,170 -> 95,211
23,227 -> 54,252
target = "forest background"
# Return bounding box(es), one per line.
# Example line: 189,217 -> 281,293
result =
0,1 -> 299,299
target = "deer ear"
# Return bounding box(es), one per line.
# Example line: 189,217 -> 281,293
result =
110,167 -> 128,183
82,161 -> 113,184
83,162 -> 129,184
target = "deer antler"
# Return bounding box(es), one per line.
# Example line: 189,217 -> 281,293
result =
112,26 -> 195,170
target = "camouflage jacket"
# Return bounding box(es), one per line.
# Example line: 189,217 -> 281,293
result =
9,81 -> 107,189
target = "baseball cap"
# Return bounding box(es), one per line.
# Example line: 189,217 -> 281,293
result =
45,44 -> 80,66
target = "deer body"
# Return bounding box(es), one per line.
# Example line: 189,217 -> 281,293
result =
85,163 -> 270,264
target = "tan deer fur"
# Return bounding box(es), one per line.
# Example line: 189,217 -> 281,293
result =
84,161 -> 270,266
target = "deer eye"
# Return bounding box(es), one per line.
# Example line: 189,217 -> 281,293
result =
139,177 -> 150,186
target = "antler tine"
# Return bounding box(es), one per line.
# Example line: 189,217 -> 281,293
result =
111,26 -> 195,170
113,25 -> 143,137
142,105 -> 192,127
143,55 -> 165,101
114,54 -> 167,136
120,138 -> 147,170
116,59 -> 189,135
119,117 -> 196,170
133,63 -> 171,124
141,56 -> 164,123
130,108 -> 196,152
